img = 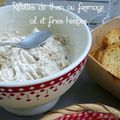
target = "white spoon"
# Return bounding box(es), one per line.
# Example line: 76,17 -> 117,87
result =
0,31 -> 52,49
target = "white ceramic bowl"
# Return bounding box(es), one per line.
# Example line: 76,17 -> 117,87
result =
0,5 -> 91,116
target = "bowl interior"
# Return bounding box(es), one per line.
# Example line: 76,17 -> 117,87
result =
0,5 -> 91,86
0,5 -> 90,63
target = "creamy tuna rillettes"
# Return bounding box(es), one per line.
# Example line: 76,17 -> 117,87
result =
0,30 -> 70,82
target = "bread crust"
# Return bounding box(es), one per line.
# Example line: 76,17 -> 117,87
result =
94,47 -> 104,63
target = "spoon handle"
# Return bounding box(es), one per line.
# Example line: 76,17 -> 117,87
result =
0,42 -> 19,47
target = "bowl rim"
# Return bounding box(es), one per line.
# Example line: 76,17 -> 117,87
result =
0,4 -> 92,87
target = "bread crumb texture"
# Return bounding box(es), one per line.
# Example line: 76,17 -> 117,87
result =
103,29 -> 120,48
101,43 -> 120,79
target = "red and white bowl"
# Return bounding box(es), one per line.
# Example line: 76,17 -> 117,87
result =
0,5 -> 91,116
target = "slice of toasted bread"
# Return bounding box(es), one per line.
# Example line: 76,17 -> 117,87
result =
94,47 -> 105,63
101,43 -> 120,79
103,29 -> 120,48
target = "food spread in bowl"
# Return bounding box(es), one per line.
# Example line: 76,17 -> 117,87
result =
0,28 -> 70,82
94,28 -> 120,79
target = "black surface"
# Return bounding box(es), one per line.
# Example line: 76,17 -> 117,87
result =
0,68 -> 120,120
